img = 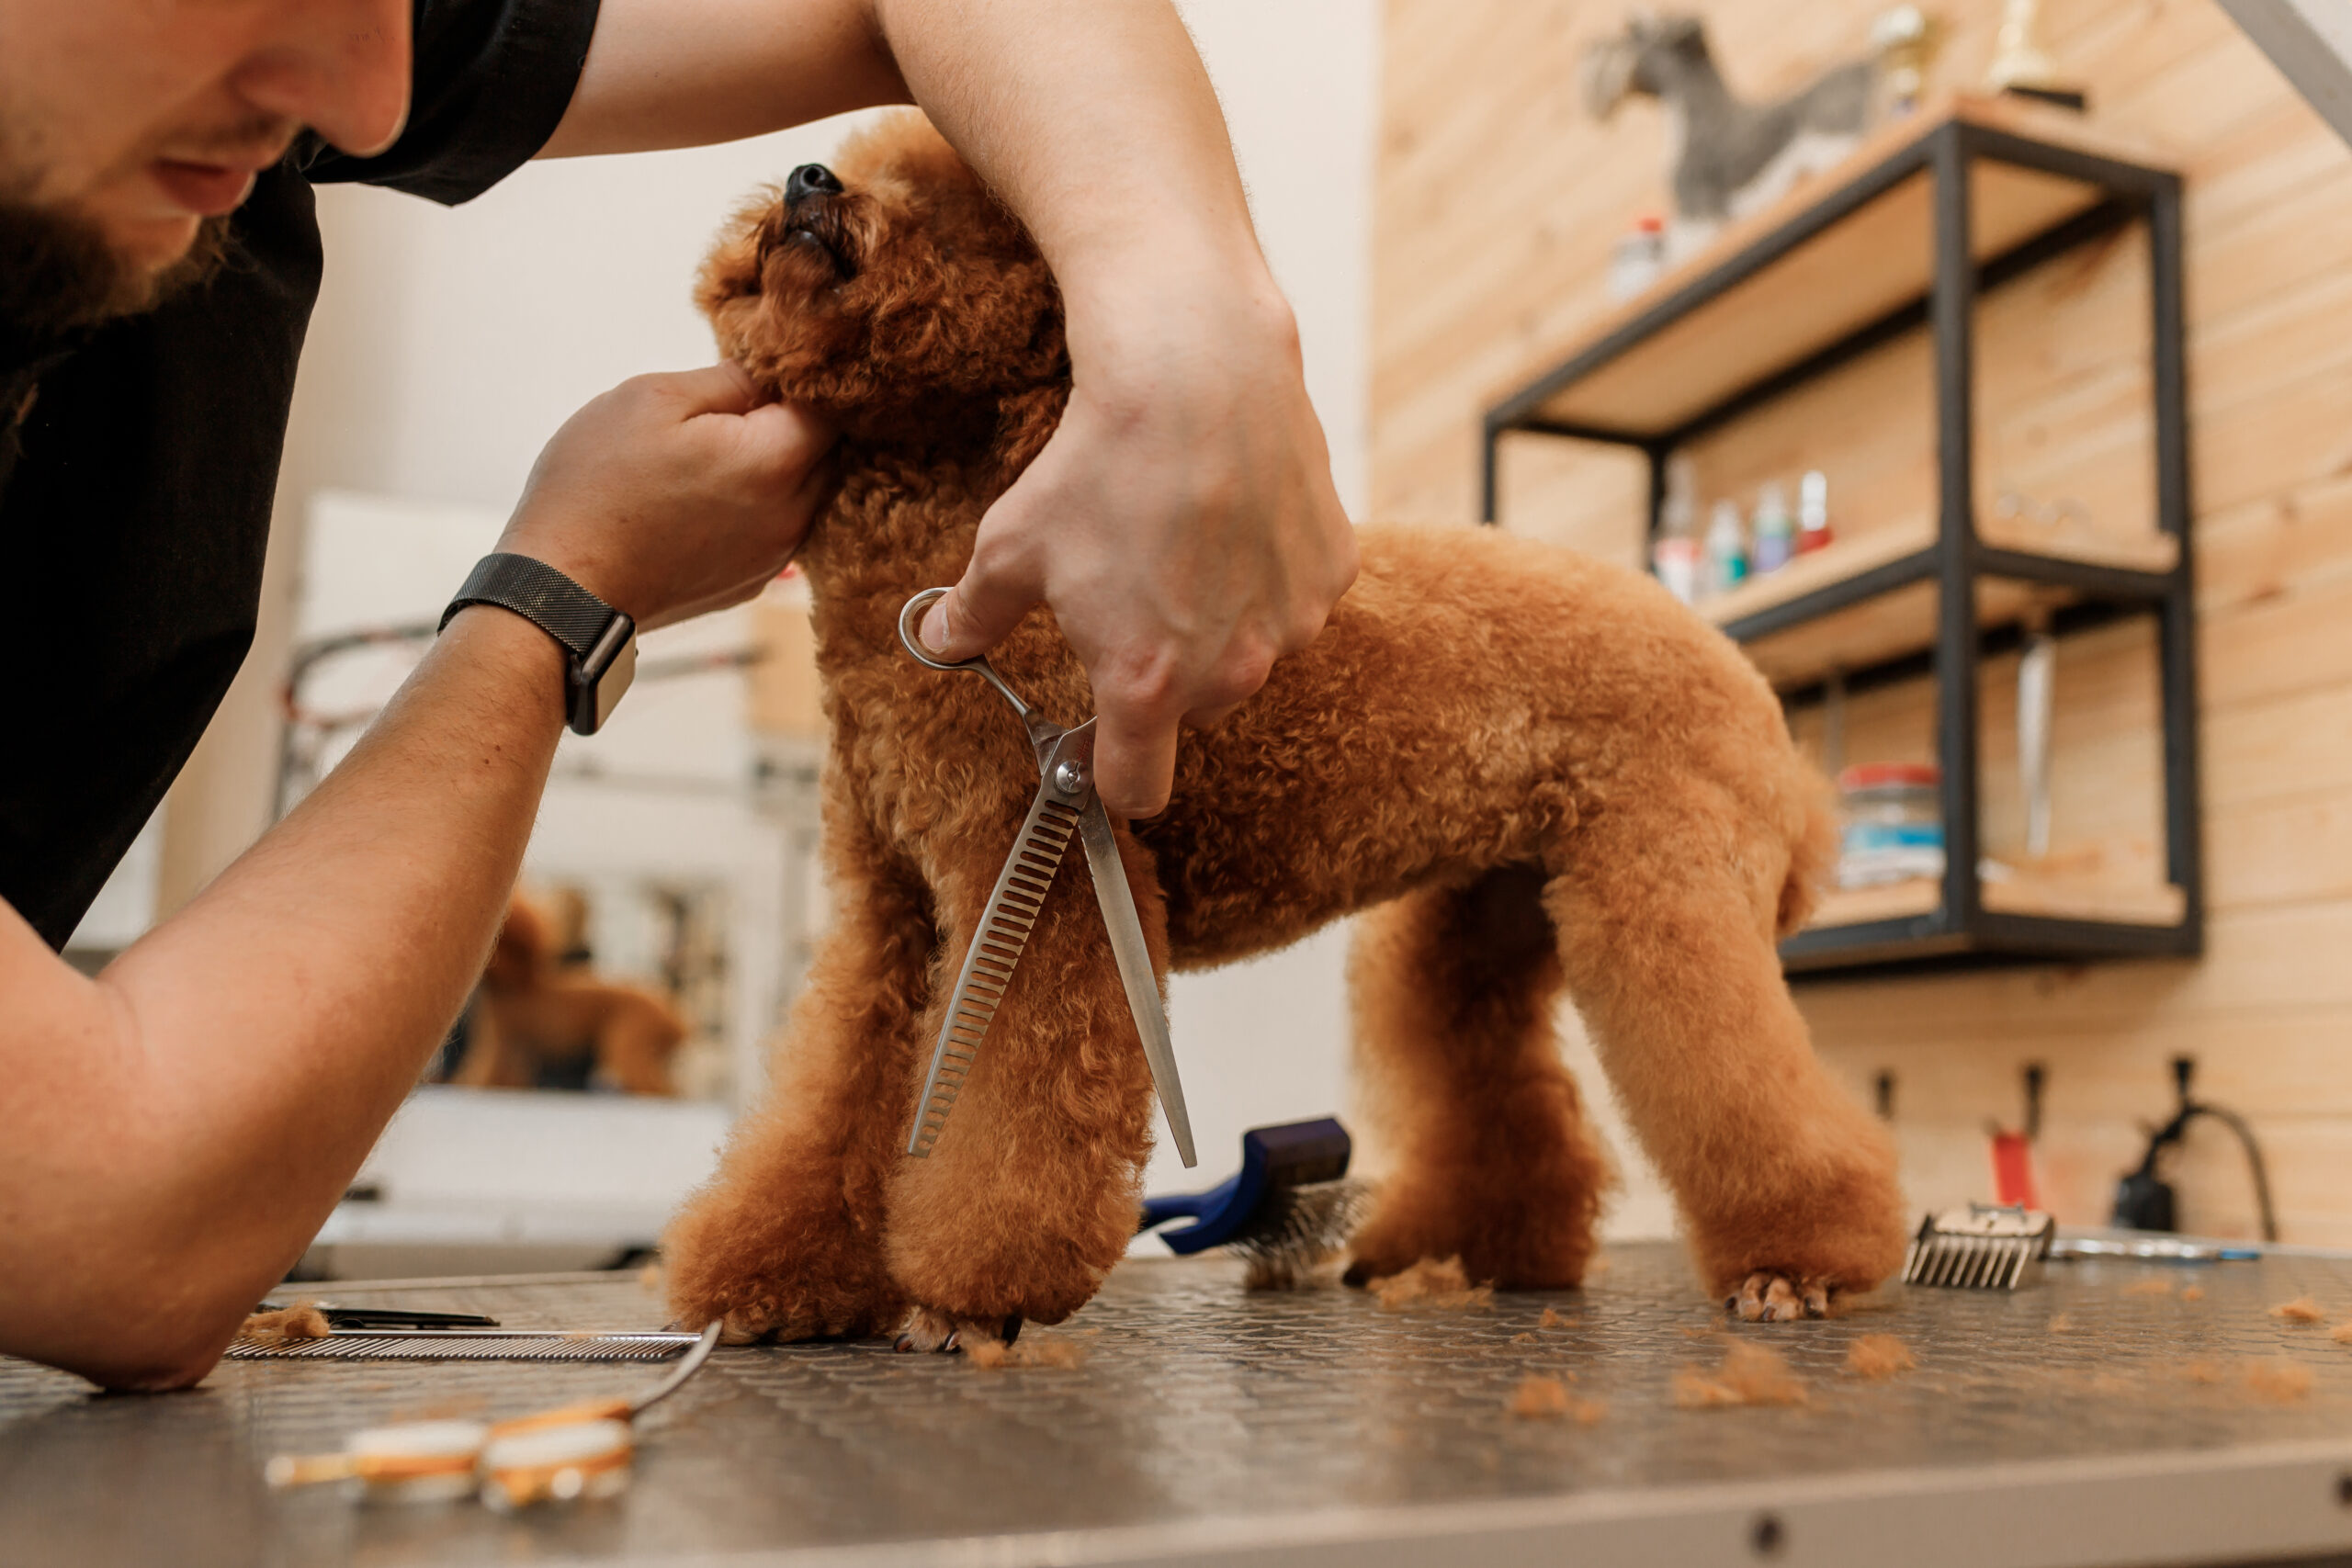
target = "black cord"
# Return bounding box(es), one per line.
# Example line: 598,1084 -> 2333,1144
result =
2188,1102 -> 2280,1244
2124,1056 -> 2280,1243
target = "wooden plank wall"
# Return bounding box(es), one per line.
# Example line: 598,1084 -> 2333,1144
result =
1373,0 -> 2352,1241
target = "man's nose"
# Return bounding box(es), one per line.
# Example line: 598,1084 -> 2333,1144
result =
786,164 -> 843,202
228,0 -> 413,158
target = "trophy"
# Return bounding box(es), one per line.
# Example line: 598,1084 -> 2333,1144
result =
1985,0 -> 2087,111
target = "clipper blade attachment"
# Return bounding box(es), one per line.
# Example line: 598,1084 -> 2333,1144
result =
1902,1203 -> 2055,1290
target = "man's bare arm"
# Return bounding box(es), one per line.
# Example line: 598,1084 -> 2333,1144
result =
543,0 -> 1359,818
0,612 -> 566,1388
0,369 -> 831,1390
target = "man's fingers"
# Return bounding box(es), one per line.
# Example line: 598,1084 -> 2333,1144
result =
1091,705 -> 1182,820
919,546 -> 1045,660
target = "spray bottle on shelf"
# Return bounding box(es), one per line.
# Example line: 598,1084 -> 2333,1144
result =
1797,469 -> 1833,554
1751,480 -> 1794,575
1652,454 -> 1702,604
1703,499 -> 1748,598
1608,214 -> 1668,301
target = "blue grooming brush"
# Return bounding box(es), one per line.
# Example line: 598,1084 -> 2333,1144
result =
1137,1118 -> 1369,1283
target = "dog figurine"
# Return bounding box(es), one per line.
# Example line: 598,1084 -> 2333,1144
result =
662,115 -> 1905,1350
1581,10 -> 1902,254
454,894 -> 687,1096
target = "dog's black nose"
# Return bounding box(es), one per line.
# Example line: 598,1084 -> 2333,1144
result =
786,164 -> 843,201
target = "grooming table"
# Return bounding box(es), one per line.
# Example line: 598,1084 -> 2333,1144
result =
10,1243 -> 2352,1567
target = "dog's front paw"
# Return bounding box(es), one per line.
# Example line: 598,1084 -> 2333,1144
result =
662,1205 -> 907,1345
892,1305 -> 1025,1354
1726,1270 -> 1830,1323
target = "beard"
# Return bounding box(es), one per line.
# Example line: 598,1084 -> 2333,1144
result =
0,197 -> 231,348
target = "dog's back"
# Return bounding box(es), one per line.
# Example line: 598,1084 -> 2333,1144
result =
1137,520 -> 1838,964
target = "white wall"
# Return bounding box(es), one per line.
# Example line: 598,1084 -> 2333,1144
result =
1138,0 -> 1375,1197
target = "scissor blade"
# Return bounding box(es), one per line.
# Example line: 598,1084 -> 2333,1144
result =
905,745 -> 1090,1158
1076,798 -> 1196,1168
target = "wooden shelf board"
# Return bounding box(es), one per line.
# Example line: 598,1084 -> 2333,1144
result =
1806,877 -> 1941,929
1699,517 -> 2177,631
1697,522 -> 1930,626
1690,517 -> 2177,691
1974,514 -> 2178,575
1519,96 -> 2170,438
1803,871 -> 2187,935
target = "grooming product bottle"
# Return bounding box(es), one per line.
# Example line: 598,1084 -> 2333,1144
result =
1835,761 -> 1944,887
1797,469 -> 1833,554
1652,454 -> 1702,604
1750,480 -> 1794,574
1703,499 -> 1748,598
1608,214 -> 1668,301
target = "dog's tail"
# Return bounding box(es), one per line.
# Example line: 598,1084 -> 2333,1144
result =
1775,767 -> 1843,941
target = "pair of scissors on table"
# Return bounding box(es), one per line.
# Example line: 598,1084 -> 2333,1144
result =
894,587 -> 1197,1168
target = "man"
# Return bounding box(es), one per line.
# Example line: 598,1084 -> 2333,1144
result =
0,0 -> 1356,1389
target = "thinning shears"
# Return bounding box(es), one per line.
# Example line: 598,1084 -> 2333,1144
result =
895,588 -> 1197,1168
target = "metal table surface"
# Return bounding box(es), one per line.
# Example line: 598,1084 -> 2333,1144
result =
11,1242 -> 2352,1567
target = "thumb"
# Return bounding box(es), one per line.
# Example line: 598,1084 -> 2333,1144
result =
732,399 -> 837,471
655,359 -> 765,419
920,538 -> 1044,661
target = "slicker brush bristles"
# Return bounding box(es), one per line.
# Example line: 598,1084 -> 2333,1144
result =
1235,1179 -> 1376,1291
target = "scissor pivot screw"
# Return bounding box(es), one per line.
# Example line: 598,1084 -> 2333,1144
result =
1053,761 -> 1087,795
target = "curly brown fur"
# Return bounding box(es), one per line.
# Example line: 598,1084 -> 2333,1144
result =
457,895 -> 688,1095
663,113 -> 1905,1345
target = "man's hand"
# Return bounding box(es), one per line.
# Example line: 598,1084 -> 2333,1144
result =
543,0 -> 1363,818
917,274 -> 1358,818
500,362 -> 836,630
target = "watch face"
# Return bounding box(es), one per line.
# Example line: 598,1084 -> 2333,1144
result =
567,632 -> 638,736
592,637 -> 639,730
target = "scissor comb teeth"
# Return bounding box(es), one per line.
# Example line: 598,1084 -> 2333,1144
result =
909,795 -> 1084,1157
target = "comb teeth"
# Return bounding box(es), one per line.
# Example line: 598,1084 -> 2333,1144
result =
224,1331 -> 701,1361
1901,1205 -> 2056,1290
909,795 -> 1083,1157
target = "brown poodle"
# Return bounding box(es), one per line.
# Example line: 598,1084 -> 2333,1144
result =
456,895 -> 687,1096
662,114 -> 1905,1350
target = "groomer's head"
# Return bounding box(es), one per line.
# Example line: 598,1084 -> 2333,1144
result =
0,0 -> 410,335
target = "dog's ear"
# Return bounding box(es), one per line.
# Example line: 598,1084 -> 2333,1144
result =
1579,36 -> 1638,119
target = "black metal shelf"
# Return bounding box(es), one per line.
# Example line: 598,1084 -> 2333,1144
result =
1481,100 -> 2200,976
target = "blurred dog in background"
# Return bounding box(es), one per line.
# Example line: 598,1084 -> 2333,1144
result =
452,894 -> 686,1096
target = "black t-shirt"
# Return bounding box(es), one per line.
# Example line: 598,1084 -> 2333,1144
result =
0,0 -> 599,948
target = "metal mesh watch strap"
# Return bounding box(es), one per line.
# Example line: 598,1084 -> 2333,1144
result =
439,553 -> 621,658
440,553 -> 637,735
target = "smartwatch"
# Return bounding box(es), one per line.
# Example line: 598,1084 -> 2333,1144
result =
439,553 -> 639,736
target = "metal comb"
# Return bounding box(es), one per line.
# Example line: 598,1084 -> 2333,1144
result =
226,1329 -> 706,1361
1901,1203 -> 2056,1290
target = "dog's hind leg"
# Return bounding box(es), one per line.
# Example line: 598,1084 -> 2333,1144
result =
883,827 -> 1160,1352
662,859 -> 930,1343
1542,804 -> 1906,1316
1341,867 -> 1611,1291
